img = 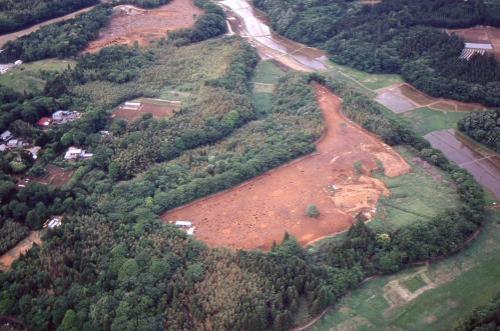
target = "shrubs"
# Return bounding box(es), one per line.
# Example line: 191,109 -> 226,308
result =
458,109 -> 500,153
306,204 -> 320,218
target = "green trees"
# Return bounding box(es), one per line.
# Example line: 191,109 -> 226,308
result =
306,204 -> 320,218
458,110 -> 500,153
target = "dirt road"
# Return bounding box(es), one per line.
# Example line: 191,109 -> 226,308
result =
0,231 -> 42,271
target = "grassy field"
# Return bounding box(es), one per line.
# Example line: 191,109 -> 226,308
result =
0,59 -> 75,93
310,210 -> 500,331
400,107 -> 471,136
370,146 -> 461,232
326,61 -> 403,91
251,60 -> 286,115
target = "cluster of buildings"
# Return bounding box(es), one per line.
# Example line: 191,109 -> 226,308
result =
37,110 -> 81,128
0,130 -> 41,159
0,60 -> 23,75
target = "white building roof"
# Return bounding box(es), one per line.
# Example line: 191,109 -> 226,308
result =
464,42 -> 493,50
1,130 -> 12,140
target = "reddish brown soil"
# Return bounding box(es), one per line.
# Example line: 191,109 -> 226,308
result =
32,165 -> 74,187
112,99 -> 180,122
84,0 -> 203,52
0,231 -> 41,271
447,26 -> 500,60
162,84 -> 411,250
376,83 -> 486,113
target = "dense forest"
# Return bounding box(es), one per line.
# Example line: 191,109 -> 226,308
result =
458,109 -> 500,153
254,0 -> 500,106
0,0 -> 99,34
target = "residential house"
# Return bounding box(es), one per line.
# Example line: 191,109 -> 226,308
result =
1,130 -> 13,141
64,146 -> 93,161
52,110 -> 81,124
6,139 -> 26,149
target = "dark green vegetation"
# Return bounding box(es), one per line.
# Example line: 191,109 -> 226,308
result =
0,5 -> 112,63
254,0 -> 500,106
455,292 -> 500,330
168,0 -> 227,46
0,0 -> 98,34
458,109 -> 500,153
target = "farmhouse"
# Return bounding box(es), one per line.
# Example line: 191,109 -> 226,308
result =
460,42 -> 494,60
64,146 -> 93,161
44,216 -> 63,229
37,117 -> 53,127
52,110 -> 81,124
6,139 -> 26,149
1,130 -> 13,141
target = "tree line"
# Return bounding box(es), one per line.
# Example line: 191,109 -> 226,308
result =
458,109 -> 500,153
0,0 -> 99,34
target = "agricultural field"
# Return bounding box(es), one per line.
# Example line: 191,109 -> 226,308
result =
0,59 -> 75,93
84,0 -> 203,52
31,165 -> 75,187
112,98 -> 181,122
370,146 -> 461,232
163,84 -> 411,250
327,61 -> 403,91
400,107 -> 470,136
251,60 -> 286,114
375,83 -> 486,114
310,211 -> 500,331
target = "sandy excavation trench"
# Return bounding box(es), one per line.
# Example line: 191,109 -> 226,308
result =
163,84 -> 411,250
84,0 -> 203,52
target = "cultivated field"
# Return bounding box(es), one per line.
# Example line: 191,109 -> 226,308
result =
112,98 -> 181,122
0,59 -> 75,94
424,129 -> 500,199
0,231 -> 41,271
447,25 -> 500,60
400,107 -> 470,136
163,84 -> 411,250
375,83 -> 486,113
310,211 -> 500,331
84,0 -> 203,52
32,165 -> 75,187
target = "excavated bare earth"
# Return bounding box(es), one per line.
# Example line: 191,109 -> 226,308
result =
162,84 -> 411,250
84,0 -> 203,52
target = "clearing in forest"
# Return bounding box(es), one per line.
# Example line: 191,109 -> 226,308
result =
112,98 -> 181,122
375,83 -> 486,113
84,0 -> 203,52
162,84 -> 411,250
447,26 -> 500,60
32,165 -> 75,187
0,231 -> 41,271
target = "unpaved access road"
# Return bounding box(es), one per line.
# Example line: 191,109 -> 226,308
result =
0,231 -> 42,271
163,84 -> 410,250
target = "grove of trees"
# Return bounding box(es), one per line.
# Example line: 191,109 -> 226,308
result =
458,109 -> 500,153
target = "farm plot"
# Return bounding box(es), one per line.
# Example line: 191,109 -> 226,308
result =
0,231 -> 41,271
310,211 -> 500,331
375,83 -> 486,114
162,84 -> 411,250
112,98 -> 181,122
424,129 -> 500,199
447,26 -> 500,60
84,0 -> 203,52
32,164 -> 75,187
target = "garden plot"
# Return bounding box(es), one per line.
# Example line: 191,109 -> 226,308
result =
163,84 -> 411,250
32,164 -> 75,187
112,98 -> 181,122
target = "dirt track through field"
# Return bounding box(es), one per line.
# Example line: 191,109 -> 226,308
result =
162,84 -> 410,250
84,0 -> 203,52
0,231 -> 41,271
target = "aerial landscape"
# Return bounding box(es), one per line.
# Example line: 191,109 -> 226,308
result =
0,0 -> 499,330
